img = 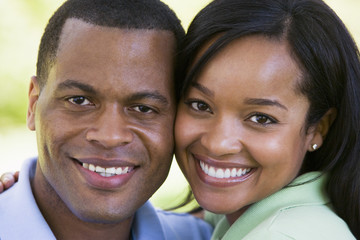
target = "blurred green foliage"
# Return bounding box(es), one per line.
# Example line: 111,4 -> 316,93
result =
0,0 -> 65,127
0,0 -> 359,129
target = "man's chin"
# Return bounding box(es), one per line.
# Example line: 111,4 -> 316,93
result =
72,208 -> 134,225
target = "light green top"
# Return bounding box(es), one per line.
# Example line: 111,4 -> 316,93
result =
205,172 -> 355,240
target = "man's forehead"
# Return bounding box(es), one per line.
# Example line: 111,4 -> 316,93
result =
58,18 -> 176,54
47,18 -> 176,101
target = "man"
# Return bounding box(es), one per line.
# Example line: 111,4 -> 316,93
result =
0,0 -> 212,239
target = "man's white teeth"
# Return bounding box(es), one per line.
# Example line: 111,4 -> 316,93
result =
82,163 -> 130,177
200,161 -> 251,179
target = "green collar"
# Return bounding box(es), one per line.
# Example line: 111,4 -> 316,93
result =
211,172 -> 329,239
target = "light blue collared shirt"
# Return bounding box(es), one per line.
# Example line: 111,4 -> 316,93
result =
132,201 -> 212,240
0,158 -> 212,240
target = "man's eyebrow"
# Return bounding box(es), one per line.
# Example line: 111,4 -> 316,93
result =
244,98 -> 288,111
56,79 -> 96,94
128,91 -> 169,105
191,82 -> 215,97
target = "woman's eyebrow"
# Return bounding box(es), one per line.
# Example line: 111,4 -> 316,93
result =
244,98 -> 288,111
191,82 -> 214,97
191,82 -> 287,110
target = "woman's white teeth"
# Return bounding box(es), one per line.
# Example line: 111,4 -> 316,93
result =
200,161 -> 251,179
82,163 -> 130,177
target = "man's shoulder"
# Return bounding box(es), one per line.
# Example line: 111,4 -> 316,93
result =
0,161 -> 30,208
0,158 -> 36,202
0,180 -> 25,226
0,179 -> 19,206
0,158 -> 56,239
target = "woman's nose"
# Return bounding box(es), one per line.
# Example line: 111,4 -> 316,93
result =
200,116 -> 243,156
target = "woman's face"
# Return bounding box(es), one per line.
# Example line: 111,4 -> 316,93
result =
175,35 -> 318,222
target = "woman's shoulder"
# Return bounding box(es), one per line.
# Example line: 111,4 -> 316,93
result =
245,203 -> 356,239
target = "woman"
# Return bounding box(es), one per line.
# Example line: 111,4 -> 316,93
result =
175,0 -> 359,239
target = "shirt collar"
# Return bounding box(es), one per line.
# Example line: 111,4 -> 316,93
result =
212,172 -> 329,239
131,201 -> 166,240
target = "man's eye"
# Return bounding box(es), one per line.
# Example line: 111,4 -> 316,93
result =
190,101 -> 211,112
132,105 -> 154,113
68,96 -> 93,106
248,114 -> 276,125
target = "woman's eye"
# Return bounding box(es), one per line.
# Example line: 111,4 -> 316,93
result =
190,101 -> 211,112
248,114 -> 275,125
132,105 -> 154,113
68,96 -> 93,106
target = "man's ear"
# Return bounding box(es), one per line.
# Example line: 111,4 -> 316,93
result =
308,108 -> 337,152
27,76 -> 40,131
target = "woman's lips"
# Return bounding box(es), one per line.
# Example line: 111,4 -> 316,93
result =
192,154 -> 256,187
199,160 -> 251,179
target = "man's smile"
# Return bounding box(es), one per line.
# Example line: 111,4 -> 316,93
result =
82,163 -> 134,177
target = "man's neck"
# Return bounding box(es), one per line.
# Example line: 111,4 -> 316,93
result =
31,164 -> 133,240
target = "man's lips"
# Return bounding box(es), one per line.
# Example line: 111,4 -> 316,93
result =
81,163 -> 134,177
73,157 -> 138,169
72,157 -> 139,188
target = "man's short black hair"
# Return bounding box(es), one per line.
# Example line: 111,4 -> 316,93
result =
37,0 -> 185,89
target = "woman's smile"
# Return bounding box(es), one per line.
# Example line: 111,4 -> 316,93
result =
191,153 -> 256,186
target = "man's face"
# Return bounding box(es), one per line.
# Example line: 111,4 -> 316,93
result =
27,19 -> 176,223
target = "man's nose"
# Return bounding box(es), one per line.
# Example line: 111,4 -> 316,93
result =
86,105 -> 133,149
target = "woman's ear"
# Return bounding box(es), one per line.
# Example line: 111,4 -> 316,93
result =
308,108 -> 337,152
27,76 -> 40,131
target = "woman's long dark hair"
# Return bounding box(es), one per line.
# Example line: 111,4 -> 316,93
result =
177,0 -> 360,237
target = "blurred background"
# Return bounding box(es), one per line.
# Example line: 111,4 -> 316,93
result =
1,0 -> 359,210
